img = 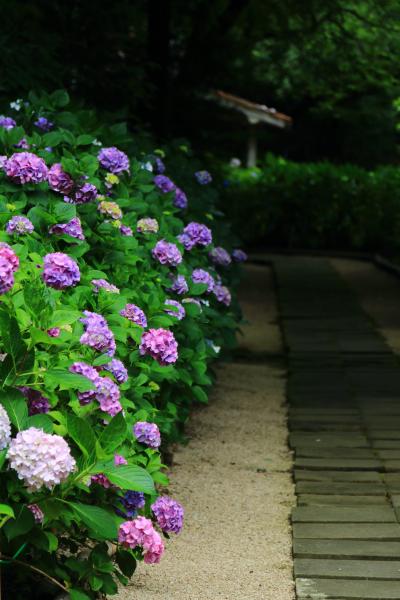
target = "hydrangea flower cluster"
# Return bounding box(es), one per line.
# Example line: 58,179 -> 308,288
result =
192,268 -> 215,293
152,240 -> 182,266
80,311 -> 116,356
28,504 -> 44,524
120,304 -> 147,327
154,157 -> 165,173
6,152 -> 48,184
103,358 -> 128,384
98,147 -> 130,174
115,454 -> 128,465
7,428 -> 76,491
47,163 -> 74,195
214,284 -> 232,306
167,274 -> 188,295
232,248 -> 248,262
34,117 -> 53,131
18,387 -> 50,415
70,361 -> 122,415
47,327 -> 60,337
154,174 -> 175,193
174,188 -> 188,209
98,200 -> 123,220
65,182 -> 97,205
133,422 -> 161,448
178,222 -> 212,250
164,299 -> 185,321
91,474 -> 112,488
137,218 -> 159,234
15,138 -> 29,149
91,279 -> 120,294
0,116 -> 16,130
139,328 -> 178,366
0,243 -> 19,272
120,224 -> 133,236
49,217 -> 84,240
6,215 -> 34,235
42,253 -> 80,290
0,404 -> 11,450
151,496 -> 184,534
117,491 -> 145,518
194,170 -> 212,185
0,256 -> 16,294
118,517 -> 164,564
209,246 -> 232,267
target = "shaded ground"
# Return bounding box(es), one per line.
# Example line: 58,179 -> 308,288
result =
117,264 -> 295,600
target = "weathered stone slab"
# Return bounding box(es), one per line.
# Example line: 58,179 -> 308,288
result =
294,470 -> 382,482
295,457 -> 382,470
292,506 -> 396,523
290,433 -> 369,448
297,494 -> 388,506
294,558 -> 400,579
294,539 -> 400,558
296,577 -> 400,599
293,522 -> 400,540
296,481 -> 384,495
295,447 -> 375,458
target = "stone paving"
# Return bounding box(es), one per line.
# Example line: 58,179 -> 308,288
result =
273,256 -> 400,599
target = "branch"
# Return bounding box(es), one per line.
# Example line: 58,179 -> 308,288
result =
2,557 -> 68,593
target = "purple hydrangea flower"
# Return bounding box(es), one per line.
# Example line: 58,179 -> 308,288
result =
91,473 -> 112,488
65,182 -> 97,205
91,279 -> 120,294
209,246 -> 232,267
115,454 -> 128,466
47,163 -> 74,195
15,138 -> 29,149
0,116 -> 16,130
232,249 -> 248,262
6,152 -> 48,184
154,175 -> 175,193
151,496 -> 184,534
194,170 -> 212,185
120,224 -> 133,236
49,217 -> 85,240
120,304 -> 147,327
42,253 -> 80,290
69,362 -> 121,415
214,284 -> 231,306
70,361 -> 99,405
137,218 -> 159,234
139,328 -> 178,366
164,299 -> 185,321
47,327 -> 60,337
0,243 -> 19,272
154,157 -> 165,174
192,268 -> 214,293
103,358 -> 128,384
174,188 -> 188,209
80,311 -> 116,356
152,240 -> 182,266
133,422 -> 161,448
0,156 -> 7,170
178,222 -> 212,250
118,491 -> 146,517
34,117 -> 53,132
0,256 -> 14,294
6,216 -> 34,235
18,387 -> 50,416
167,274 -> 188,295
98,147 -> 130,174
28,504 -> 44,524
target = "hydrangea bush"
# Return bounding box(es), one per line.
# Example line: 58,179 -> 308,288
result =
0,90 -> 246,599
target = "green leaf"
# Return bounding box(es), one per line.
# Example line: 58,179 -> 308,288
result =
44,531 -> 58,552
67,414 -> 96,459
98,412 -> 127,454
0,309 -> 28,372
49,309 -> 82,327
31,327 -> 64,346
54,202 -> 76,221
70,590 -> 92,600
0,504 -> 15,518
102,465 -> 155,494
3,506 -> 34,540
28,413 -> 54,433
116,549 -> 137,577
68,502 -> 118,539
0,389 -> 28,430
76,134 -> 94,145
192,385 -> 208,404
42,131 -> 64,147
51,89 -> 70,107
45,370 -> 95,392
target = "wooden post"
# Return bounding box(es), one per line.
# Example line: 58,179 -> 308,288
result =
246,124 -> 258,168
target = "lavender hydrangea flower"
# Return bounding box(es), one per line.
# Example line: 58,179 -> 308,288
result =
154,157 -> 166,174
194,170 -> 212,185
80,311 -> 116,356
118,491 -> 146,517
15,138 -> 29,149
174,188 -> 188,209
115,454 -> 128,465
65,182 -> 97,205
34,117 -> 53,131
0,243 -> 19,272
154,175 -> 175,193
120,304 -> 147,327
232,249 -> 248,262
103,358 -> 128,384
94,376 -> 122,415
98,200 -> 122,220
91,279 -> 120,294
209,246 -> 232,267
70,361 -> 99,405
47,327 -> 60,337
0,404 -> 11,450
8,428 -> 76,491
28,504 -> 44,523
151,496 -> 184,534
178,222 -> 212,250
120,224 -> 133,236
133,422 -> 161,448
6,152 -> 48,184
137,218 -> 159,234
18,387 -> 50,416
139,328 -> 178,366
47,163 -> 74,195
152,240 -> 182,267
42,253 -> 80,290
164,299 -> 185,321
0,156 -> 7,170
192,268 -> 214,293
0,257 -> 15,295
49,217 -> 85,240
0,116 -> 16,130
167,274 -> 188,295
6,215 -> 34,235
98,147 -> 130,174
214,284 -> 231,306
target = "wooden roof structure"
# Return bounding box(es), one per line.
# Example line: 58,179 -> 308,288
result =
214,90 -> 292,129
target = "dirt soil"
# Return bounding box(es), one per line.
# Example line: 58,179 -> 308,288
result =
116,264 -> 295,600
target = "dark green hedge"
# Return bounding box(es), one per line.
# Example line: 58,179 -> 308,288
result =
222,155 -> 400,255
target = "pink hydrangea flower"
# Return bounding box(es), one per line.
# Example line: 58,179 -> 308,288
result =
0,243 -> 19,272
6,152 -> 48,184
118,516 -> 165,564
139,328 -> 178,365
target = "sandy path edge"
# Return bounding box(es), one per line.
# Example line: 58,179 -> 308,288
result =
116,264 -> 295,600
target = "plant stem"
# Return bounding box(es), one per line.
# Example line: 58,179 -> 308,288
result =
2,557 -> 68,593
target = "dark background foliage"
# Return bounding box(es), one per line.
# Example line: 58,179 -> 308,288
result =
1,0 -> 399,167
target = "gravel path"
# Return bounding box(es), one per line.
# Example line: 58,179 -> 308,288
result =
117,264 -> 295,600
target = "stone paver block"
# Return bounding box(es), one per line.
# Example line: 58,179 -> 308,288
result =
293,522 -> 400,540
294,558 -> 400,579
292,506 -> 396,523
294,539 -> 400,558
296,481 -> 385,495
297,494 -> 388,506
296,577 -> 400,599
295,458 -> 382,471
294,470 -> 382,482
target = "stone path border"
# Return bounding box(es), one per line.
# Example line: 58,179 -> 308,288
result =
272,256 -> 400,600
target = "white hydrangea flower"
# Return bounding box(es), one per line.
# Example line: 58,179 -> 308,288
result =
140,161 -> 153,172
92,138 -> 102,146
0,404 -> 11,450
8,427 -> 76,491
10,99 -> 23,111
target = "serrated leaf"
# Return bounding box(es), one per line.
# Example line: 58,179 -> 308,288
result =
102,465 -> 155,494
0,389 -> 28,430
28,413 -> 53,433
45,370 -> 95,392
3,506 -> 34,540
68,502 -> 117,539
67,414 -> 96,459
98,412 -> 127,454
